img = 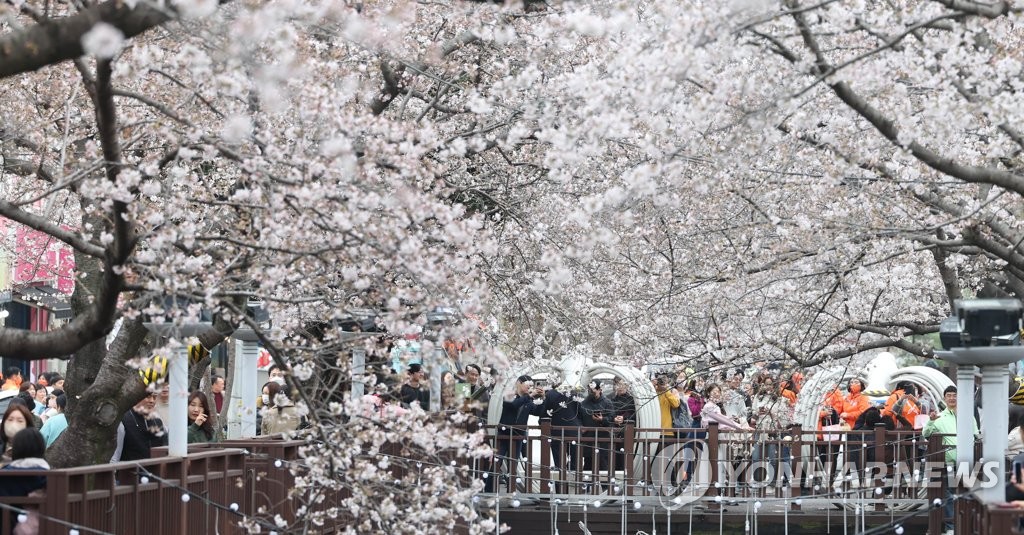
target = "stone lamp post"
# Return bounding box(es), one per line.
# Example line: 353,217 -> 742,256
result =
936,298 -> 1024,504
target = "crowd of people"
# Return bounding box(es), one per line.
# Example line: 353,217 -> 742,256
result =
0,364 -> 304,471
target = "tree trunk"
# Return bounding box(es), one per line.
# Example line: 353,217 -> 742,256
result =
47,317 -> 150,467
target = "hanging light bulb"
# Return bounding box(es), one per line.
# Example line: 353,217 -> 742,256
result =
511,499 -> 521,508
634,502 -> 642,510
894,525 -> 904,534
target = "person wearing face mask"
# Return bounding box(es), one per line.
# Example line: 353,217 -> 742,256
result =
259,366 -> 288,410
261,381 -> 300,436
0,427 -> 49,496
839,378 -> 871,429
0,404 -> 34,463
268,365 -> 287,385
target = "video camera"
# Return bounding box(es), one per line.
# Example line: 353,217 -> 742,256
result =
940,299 -> 1023,350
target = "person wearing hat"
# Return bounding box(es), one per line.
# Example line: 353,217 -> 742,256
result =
399,363 -> 430,410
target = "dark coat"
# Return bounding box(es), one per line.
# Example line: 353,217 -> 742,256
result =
399,383 -> 430,410
498,394 -> 541,435
610,393 -> 636,424
542,390 -> 582,427
0,457 -> 48,497
120,410 -> 168,462
580,395 -> 615,430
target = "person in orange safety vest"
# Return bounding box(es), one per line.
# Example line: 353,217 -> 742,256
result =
839,378 -> 870,429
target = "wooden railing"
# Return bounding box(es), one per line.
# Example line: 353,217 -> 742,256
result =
1,428 -> 1021,534
0,447 -> 246,535
0,438 -> 322,535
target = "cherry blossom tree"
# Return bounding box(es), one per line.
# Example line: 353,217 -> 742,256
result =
4,0 -> 1024,531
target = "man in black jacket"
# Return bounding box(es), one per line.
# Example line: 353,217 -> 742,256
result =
580,380 -> 616,477
496,376 -> 544,462
609,377 -> 636,471
111,392 -> 168,462
399,363 -> 431,410
541,385 -> 582,471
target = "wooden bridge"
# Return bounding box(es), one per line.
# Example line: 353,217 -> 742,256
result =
0,427 -> 1021,534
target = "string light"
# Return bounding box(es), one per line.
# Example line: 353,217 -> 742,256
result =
0,502 -> 109,535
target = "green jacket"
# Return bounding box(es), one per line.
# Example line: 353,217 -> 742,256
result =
187,423 -> 219,444
922,408 -> 978,463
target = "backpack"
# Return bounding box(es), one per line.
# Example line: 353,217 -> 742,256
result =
891,395 -> 916,428
671,399 -> 693,429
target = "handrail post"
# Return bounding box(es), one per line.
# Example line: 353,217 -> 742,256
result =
927,433 -> 944,535
624,424 -> 635,497
873,425 -> 886,511
540,421 -> 551,494
791,424 -> 802,511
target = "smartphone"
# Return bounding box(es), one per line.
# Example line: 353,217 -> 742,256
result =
1015,461 -> 1023,484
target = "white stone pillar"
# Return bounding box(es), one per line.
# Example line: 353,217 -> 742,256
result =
955,365 -> 976,467
978,364 -> 1010,503
352,349 -> 366,399
232,329 -> 261,438
429,348 -> 443,412
167,345 -> 188,456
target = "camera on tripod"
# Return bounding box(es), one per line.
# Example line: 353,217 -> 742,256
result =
940,299 -> 1023,350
